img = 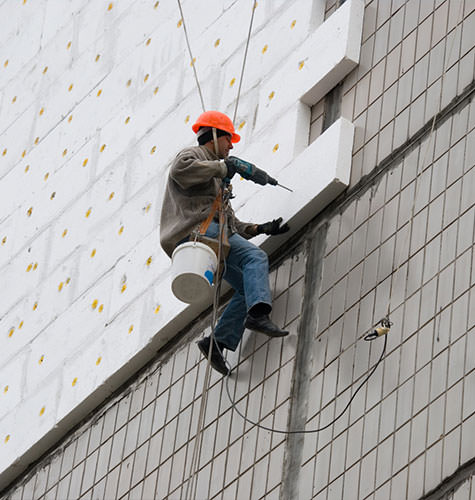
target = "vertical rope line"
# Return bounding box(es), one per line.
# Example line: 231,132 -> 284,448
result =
176,0 -> 206,112
233,0 -> 257,123
385,0 -> 465,318
184,189 -> 226,499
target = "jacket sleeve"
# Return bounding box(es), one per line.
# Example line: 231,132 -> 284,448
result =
231,210 -> 258,240
170,150 -> 227,190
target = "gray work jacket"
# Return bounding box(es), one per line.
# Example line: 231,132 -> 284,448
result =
160,145 -> 255,258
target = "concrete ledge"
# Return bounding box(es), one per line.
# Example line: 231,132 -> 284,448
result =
255,0 -> 364,132
237,117 -> 354,254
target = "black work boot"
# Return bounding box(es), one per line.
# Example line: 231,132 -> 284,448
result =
244,314 -> 289,337
197,336 -> 230,376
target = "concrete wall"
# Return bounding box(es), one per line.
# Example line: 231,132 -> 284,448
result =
1,0 -> 475,499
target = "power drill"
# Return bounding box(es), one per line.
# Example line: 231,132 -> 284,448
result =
227,156 -> 292,192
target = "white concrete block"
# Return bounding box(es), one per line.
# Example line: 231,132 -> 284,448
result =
219,0 -> 324,113
237,117 -> 354,254
0,351 -> 27,421
0,2 -> 44,87
229,102 -> 311,209
56,299 -> 148,424
0,212 -> 20,268
0,377 -> 60,479
0,106 -> 37,180
0,228 -> 50,318
108,230 -> 168,318
255,0 -> 364,132
23,270 -> 113,396
0,2 -> 38,50
40,0 -> 86,48
45,198 -> 91,273
1,290 -> 43,368
74,183 -> 159,300
10,160 -> 90,259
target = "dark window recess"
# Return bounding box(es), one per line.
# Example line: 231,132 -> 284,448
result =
322,83 -> 342,133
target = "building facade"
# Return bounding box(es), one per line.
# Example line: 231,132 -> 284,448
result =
1,0 -> 474,499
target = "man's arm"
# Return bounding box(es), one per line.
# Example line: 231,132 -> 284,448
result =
170,150 -> 227,190
235,217 -> 289,240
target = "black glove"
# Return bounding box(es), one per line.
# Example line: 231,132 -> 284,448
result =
256,217 -> 289,235
224,158 -> 238,180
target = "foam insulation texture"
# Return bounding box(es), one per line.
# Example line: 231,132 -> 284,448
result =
0,0 -> 363,485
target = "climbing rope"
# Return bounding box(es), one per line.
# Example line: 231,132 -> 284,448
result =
176,0 -> 206,111
232,0 -> 257,123
178,2 -> 256,494
176,0 -> 256,121
184,188 -> 229,500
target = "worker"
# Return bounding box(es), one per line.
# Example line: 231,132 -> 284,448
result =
160,111 -> 289,375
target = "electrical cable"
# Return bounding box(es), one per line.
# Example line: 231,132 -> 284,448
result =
202,188 -> 390,435
176,0 -> 206,112
223,334 -> 387,434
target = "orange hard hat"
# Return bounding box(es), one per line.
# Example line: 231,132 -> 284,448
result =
192,110 -> 240,143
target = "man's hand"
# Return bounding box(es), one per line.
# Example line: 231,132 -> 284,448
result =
256,218 -> 289,235
224,158 -> 239,180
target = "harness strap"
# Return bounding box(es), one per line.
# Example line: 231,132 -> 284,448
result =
196,187 -> 230,260
198,190 -> 222,235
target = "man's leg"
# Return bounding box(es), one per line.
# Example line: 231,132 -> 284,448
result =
213,291 -> 247,351
198,223 -> 287,374
214,228 -> 289,348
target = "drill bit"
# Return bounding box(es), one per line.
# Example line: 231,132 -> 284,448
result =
277,183 -> 293,192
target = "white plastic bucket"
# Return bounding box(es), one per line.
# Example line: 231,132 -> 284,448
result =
171,241 -> 218,303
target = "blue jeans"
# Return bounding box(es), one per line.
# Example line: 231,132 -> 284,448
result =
205,221 -> 272,351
